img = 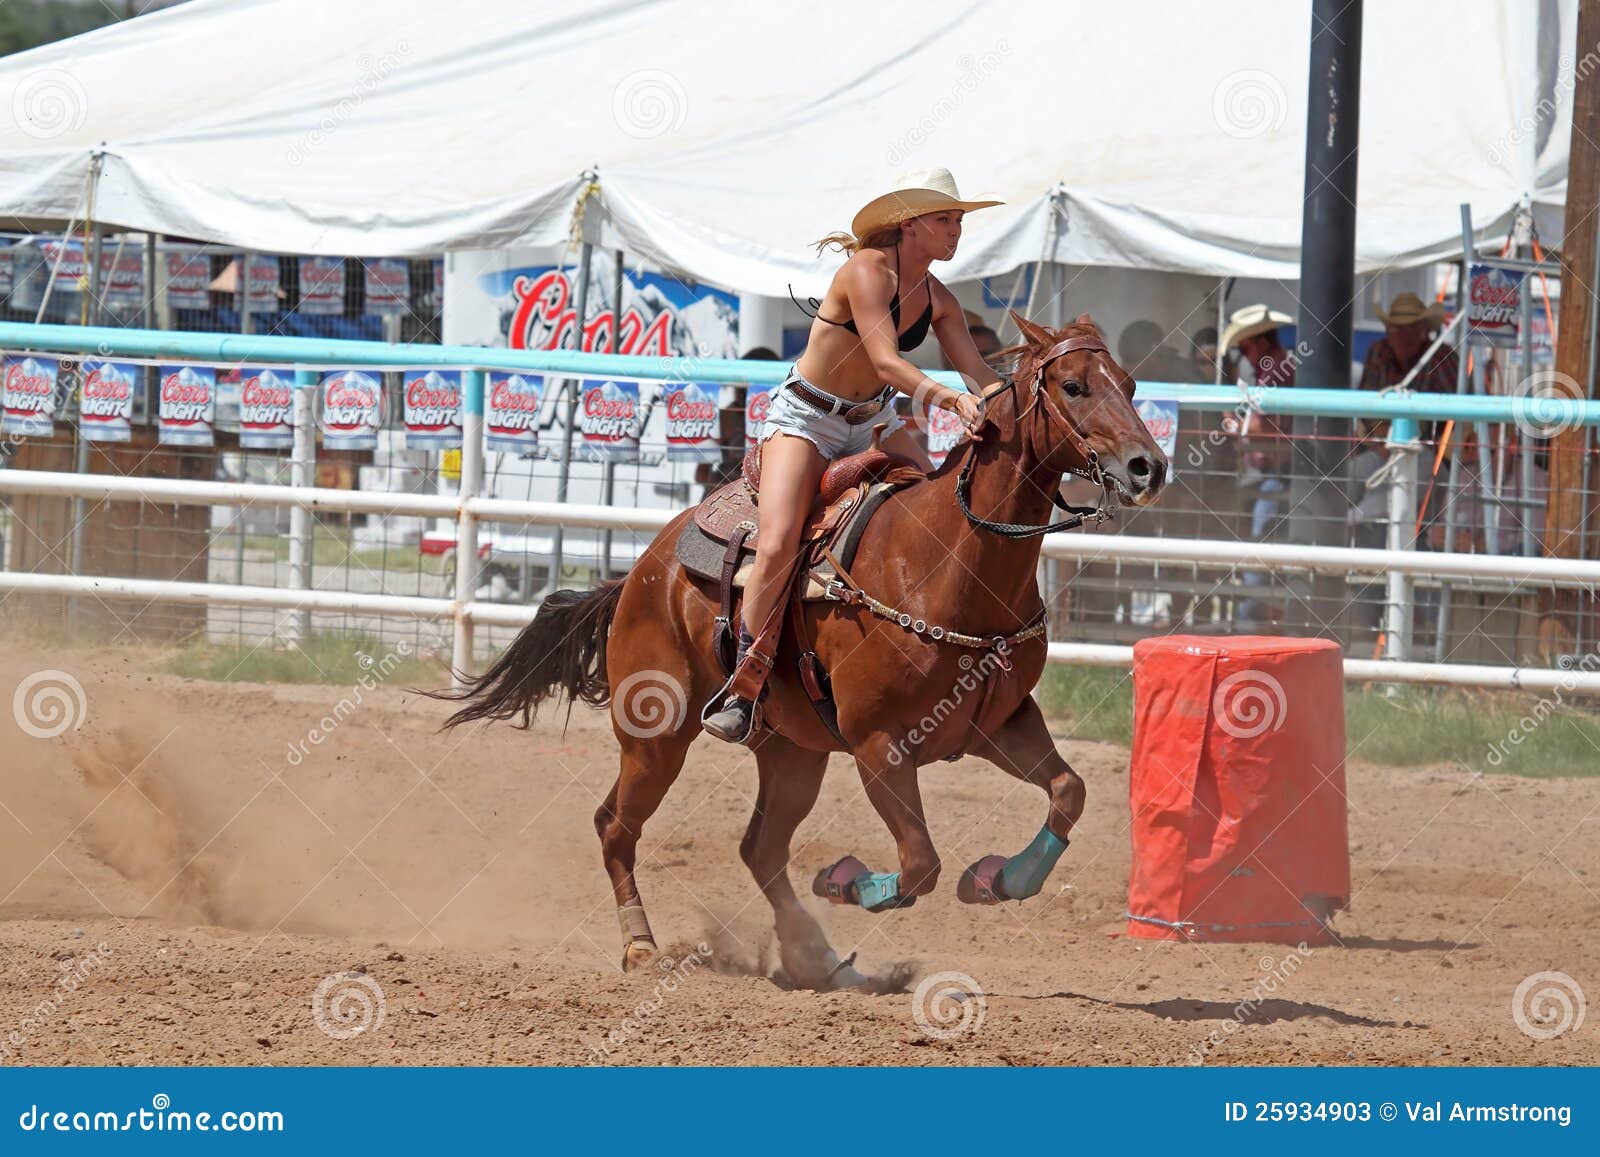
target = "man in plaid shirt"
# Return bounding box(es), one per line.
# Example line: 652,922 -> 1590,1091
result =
1360,292 -> 1460,418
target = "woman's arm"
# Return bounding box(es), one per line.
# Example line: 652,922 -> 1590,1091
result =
842,263 -> 984,432
928,281 -> 1003,393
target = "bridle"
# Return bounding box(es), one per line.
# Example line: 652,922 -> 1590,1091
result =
954,332 -> 1117,539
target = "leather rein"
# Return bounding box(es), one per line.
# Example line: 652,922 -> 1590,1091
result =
954,333 -> 1116,539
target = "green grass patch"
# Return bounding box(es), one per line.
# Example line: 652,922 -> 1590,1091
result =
1036,667 -> 1600,778
1035,666 -> 1137,747
165,633 -> 443,686
234,531 -> 450,575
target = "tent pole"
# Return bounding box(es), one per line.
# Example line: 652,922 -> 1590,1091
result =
1288,0 -> 1363,637
599,248 -> 624,581
545,239 -> 594,599
67,154 -> 106,636
1435,206 -> 1476,662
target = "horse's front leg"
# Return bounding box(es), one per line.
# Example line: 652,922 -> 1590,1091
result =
812,734 -> 941,912
957,695 -> 1083,904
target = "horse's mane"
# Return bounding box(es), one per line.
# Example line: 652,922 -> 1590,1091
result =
997,318 -> 1107,386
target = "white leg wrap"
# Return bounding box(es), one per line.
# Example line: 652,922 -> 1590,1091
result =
618,901 -> 655,944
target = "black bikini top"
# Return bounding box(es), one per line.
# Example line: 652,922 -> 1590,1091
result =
790,244 -> 934,353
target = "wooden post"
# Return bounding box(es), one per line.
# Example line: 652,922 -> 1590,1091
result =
1542,0 -> 1600,654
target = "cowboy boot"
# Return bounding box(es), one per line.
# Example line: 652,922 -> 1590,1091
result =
702,624 -> 757,743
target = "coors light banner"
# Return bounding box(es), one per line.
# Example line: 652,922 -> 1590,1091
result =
157,364 -> 216,446
745,383 -> 773,450
165,251 -> 211,310
238,366 -> 296,449
453,257 -> 738,458
299,257 -> 345,315
402,369 -> 462,449
365,259 -> 410,316
485,372 -> 542,453
925,401 -> 964,468
1136,399 -> 1179,478
1,354 -> 59,437
1467,264 -> 1523,348
319,370 -> 381,449
245,256 -> 281,314
663,382 -> 720,461
578,379 -> 641,462
79,359 -> 138,443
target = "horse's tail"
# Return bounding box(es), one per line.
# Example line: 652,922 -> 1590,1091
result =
430,578 -> 627,730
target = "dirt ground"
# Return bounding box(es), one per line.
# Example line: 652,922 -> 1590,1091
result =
0,641 -> 1595,1067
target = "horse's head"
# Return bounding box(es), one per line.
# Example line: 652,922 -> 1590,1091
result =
1002,311 -> 1167,507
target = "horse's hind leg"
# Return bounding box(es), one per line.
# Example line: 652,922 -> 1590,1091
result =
957,695 -> 1083,904
742,734 -> 865,989
595,723 -> 696,971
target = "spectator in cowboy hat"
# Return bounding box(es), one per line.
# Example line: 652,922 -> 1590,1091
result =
1360,291 -> 1458,443
1221,304 -> 1296,625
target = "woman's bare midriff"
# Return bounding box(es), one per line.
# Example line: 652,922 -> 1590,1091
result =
793,319 -> 907,402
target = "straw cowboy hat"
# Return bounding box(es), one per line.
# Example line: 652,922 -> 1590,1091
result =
1377,291 -> 1446,328
1221,304 -> 1293,351
851,168 -> 1003,240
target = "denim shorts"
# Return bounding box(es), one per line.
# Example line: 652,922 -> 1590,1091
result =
757,368 -> 904,459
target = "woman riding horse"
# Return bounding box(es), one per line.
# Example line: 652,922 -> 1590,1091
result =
701,168 -> 1000,742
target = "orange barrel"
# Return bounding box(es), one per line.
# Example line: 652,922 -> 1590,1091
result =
1126,636 -> 1349,944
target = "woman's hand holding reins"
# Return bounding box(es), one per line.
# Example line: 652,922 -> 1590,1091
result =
951,389 -> 984,440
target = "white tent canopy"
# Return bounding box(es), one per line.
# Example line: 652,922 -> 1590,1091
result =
0,0 -> 1574,296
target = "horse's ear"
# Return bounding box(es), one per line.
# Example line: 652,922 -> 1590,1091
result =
1009,310 -> 1052,346
1075,312 -> 1093,325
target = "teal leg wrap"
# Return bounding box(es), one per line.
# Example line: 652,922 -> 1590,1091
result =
854,871 -> 912,912
997,826 -> 1069,900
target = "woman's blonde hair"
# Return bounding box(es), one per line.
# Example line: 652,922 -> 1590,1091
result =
814,224 -> 902,256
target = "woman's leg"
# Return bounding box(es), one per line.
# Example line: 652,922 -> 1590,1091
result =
742,432 -> 828,633
703,431 -> 827,741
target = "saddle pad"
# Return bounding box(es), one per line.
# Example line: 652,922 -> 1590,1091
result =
675,522 -> 832,599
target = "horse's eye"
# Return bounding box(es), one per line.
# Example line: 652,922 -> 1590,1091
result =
1063,380 -> 1085,398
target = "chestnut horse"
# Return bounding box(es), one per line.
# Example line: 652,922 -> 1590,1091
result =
436,314 -> 1167,987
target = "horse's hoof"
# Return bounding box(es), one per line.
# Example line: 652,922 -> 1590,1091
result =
823,951 -> 869,991
957,855 -> 1010,904
621,939 -> 658,971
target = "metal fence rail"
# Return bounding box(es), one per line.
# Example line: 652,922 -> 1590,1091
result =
3,320 -> 1600,694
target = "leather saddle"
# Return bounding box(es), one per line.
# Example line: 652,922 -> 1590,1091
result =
675,436 -> 923,596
